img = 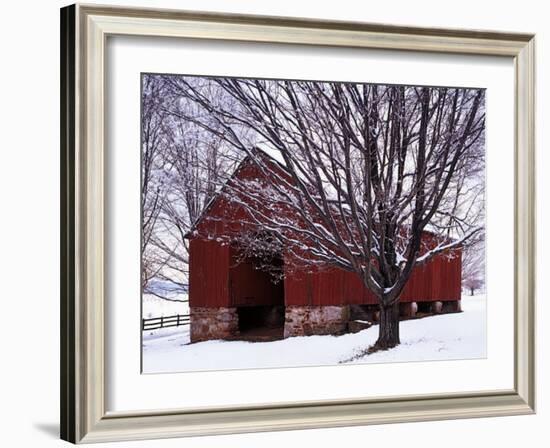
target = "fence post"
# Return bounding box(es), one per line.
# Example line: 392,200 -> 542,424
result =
177,314 -> 180,327
160,316 -> 164,329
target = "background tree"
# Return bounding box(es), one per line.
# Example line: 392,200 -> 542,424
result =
142,75 -> 241,299
462,239 -> 485,296
141,75 -> 168,290
156,76 -> 486,351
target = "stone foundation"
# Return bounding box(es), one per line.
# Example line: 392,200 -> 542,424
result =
399,302 -> 418,318
190,300 -> 462,342
190,307 -> 239,343
442,300 -> 462,313
284,305 -> 349,337
432,301 -> 443,314
350,300 -> 457,322
418,300 -> 461,315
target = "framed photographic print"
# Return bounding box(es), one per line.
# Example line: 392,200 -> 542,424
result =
60,3 -> 535,444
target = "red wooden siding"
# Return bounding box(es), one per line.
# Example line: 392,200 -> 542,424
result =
284,251 -> 462,307
400,253 -> 461,302
188,238 -> 230,308
284,267 -> 346,306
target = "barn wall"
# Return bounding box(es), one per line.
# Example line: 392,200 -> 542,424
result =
285,268 -> 345,306
188,238 -> 231,308
342,271 -> 378,305
190,156 -> 463,308
284,249 -> 462,307
389,251 -> 462,302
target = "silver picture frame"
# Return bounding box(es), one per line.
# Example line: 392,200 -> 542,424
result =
60,3 -> 535,443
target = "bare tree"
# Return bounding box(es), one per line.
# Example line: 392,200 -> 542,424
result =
160,76 -> 486,351
141,75 -> 169,290
142,75 -> 241,297
462,239 -> 485,296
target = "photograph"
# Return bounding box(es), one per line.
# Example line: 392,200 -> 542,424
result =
56,2 -> 536,444
140,74 -> 487,374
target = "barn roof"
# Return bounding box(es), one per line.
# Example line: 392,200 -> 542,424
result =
184,148 -> 283,239
185,148 -> 457,246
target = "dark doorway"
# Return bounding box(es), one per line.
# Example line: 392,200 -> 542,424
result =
229,240 -> 285,341
236,305 -> 285,341
416,301 -> 432,315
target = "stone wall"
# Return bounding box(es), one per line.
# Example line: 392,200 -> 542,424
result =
399,301 -> 418,318
190,300 -> 462,342
190,307 -> 239,343
284,305 -> 349,337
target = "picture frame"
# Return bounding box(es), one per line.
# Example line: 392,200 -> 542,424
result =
60,3 -> 535,444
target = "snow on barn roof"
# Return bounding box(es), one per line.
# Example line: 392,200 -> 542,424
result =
184,147 -> 284,239
184,146 -> 458,247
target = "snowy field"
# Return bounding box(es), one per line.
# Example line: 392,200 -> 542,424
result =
142,293 -> 189,319
142,294 -> 486,373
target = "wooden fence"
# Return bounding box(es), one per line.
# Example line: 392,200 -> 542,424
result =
142,313 -> 190,331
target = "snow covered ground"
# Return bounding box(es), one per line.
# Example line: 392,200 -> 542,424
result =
142,294 -> 486,374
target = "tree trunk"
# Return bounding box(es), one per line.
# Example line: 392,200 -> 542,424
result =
374,302 -> 400,350
470,288 -> 474,296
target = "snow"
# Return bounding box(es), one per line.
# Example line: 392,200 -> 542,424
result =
142,293 -> 189,319
142,294 -> 486,374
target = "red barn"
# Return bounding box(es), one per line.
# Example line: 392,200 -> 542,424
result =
186,153 -> 462,342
